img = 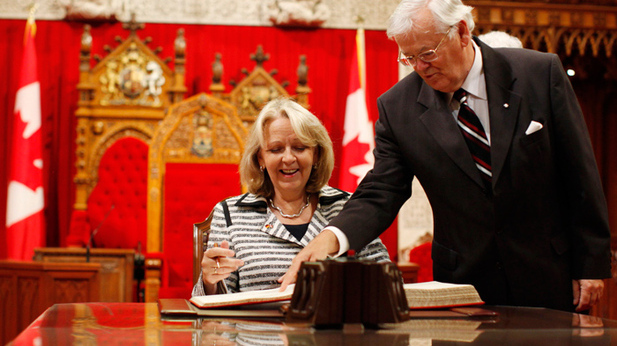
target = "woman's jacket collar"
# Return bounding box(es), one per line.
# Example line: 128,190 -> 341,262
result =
234,185 -> 349,210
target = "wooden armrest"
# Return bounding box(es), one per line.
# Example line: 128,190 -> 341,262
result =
193,210 -> 214,285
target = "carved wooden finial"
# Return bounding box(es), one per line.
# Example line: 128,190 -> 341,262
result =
80,24 -> 92,72
123,13 -> 145,37
175,28 -> 186,59
27,3 -> 39,23
354,14 -> 365,26
250,45 -> 270,67
297,55 -> 308,87
198,94 -> 208,107
212,53 -> 223,84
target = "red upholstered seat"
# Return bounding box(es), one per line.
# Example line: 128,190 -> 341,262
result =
408,242 -> 433,282
87,137 -> 148,250
159,162 -> 241,298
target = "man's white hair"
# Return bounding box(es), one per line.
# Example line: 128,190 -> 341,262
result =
387,0 -> 475,40
478,31 -> 524,48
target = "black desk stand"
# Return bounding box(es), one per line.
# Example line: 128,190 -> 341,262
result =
287,258 -> 410,328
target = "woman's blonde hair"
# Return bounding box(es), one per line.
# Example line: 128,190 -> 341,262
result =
240,97 -> 334,198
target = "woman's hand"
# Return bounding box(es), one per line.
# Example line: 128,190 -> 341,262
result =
201,240 -> 244,294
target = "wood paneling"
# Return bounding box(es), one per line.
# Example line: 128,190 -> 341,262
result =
33,247 -> 135,302
469,1 -> 617,58
0,260 -> 99,345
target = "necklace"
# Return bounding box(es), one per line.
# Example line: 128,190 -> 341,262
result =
269,195 -> 311,219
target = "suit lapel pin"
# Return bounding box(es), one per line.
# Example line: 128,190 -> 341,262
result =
503,103 -> 509,108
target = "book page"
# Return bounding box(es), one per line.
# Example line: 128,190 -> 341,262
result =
404,281 -> 475,290
403,281 -> 484,309
190,284 -> 295,309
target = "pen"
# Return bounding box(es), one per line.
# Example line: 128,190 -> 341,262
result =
213,242 -> 221,268
212,242 -> 229,294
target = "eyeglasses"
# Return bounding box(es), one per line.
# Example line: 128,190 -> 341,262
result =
397,26 -> 453,67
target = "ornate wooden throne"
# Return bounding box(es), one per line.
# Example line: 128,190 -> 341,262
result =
67,18 -> 311,302
68,20 -> 186,250
144,46 -> 311,301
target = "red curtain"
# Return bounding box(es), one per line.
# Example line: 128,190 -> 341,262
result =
0,20 -> 400,258
4,19 -> 612,261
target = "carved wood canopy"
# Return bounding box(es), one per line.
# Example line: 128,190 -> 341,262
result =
470,1 -> 617,55
73,18 -> 186,211
70,18 -> 312,258
469,1 -> 617,79
208,45 -> 311,129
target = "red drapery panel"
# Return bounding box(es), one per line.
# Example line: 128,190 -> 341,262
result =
0,20 -> 400,258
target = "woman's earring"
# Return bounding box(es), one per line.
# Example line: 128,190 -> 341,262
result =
260,166 -> 264,172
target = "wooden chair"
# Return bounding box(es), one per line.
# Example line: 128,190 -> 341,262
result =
193,209 -> 214,285
59,21 -> 185,302
67,20 -> 185,250
144,92 -> 244,300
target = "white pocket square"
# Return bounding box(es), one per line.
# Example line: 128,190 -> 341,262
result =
525,121 -> 543,135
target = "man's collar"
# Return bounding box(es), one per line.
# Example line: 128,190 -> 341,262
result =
459,40 -> 486,101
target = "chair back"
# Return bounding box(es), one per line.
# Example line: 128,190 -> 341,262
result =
68,21 -> 185,247
193,209 -> 214,285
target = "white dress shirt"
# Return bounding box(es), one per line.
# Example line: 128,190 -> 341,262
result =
450,40 -> 490,143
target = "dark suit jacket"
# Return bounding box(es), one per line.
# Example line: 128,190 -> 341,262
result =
330,38 -> 612,311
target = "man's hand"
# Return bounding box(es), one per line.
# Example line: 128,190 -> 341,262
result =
573,279 -> 604,312
278,229 -> 340,291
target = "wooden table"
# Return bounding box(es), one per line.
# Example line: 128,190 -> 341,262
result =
9,302 -> 617,345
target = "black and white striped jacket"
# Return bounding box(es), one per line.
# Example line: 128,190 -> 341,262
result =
192,186 -> 391,296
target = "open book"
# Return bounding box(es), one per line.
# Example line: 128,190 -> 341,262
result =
159,298 -> 286,318
189,284 -> 295,309
404,281 -> 484,309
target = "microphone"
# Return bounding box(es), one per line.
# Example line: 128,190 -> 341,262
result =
134,241 -> 146,302
86,204 -> 115,262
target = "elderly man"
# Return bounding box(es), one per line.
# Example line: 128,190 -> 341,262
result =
280,0 -> 612,312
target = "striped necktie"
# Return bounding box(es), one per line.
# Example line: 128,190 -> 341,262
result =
454,88 -> 492,188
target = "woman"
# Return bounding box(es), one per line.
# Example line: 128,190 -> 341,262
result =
192,98 -> 390,296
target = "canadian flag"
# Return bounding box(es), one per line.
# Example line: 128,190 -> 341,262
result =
339,28 -> 375,192
339,29 -> 398,260
6,16 -> 45,260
